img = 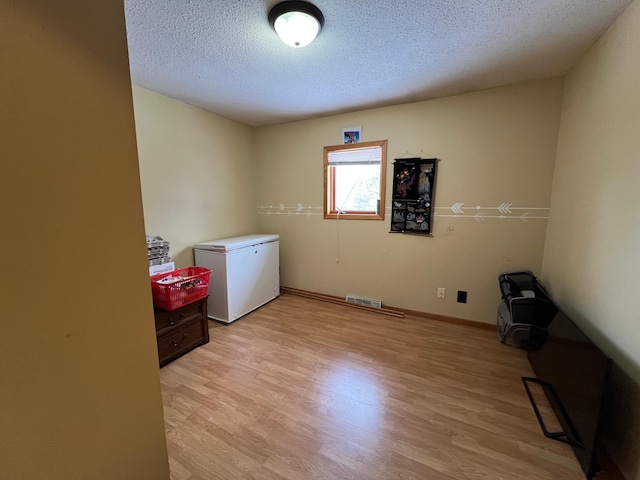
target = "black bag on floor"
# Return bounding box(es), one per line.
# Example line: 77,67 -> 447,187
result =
496,270 -> 557,350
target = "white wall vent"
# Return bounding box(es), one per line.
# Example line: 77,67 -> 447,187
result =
345,295 -> 382,309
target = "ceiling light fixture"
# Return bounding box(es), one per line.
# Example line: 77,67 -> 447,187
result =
268,1 -> 324,48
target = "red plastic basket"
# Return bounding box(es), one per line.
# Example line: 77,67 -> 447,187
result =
150,266 -> 211,311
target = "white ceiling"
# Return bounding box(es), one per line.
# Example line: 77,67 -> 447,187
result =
124,0 -> 632,127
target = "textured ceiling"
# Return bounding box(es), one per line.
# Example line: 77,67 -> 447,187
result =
124,0 -> 632,127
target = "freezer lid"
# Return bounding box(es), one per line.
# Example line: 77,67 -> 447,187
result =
193,234 -> 279,252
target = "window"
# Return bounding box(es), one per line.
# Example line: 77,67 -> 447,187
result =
323,140 -> 387,220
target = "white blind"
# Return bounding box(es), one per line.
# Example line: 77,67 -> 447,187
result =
328,146 -> 382,166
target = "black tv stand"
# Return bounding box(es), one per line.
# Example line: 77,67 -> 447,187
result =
523,308 -> 611,480
522,377 -> 585,448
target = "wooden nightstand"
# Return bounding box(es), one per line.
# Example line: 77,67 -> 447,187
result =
154,297 -> 209,367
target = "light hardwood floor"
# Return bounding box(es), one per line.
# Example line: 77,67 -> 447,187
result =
159,294 -> 601,479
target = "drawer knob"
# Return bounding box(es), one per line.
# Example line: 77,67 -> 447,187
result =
168,318 -> 178,325
172,334 -> 188,347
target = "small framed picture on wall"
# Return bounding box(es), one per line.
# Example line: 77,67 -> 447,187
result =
342,126 -> 361,144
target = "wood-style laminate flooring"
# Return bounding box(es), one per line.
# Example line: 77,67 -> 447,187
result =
159,294 -> 593,479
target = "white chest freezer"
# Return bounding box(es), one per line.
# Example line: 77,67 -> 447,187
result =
194,234 -> 280,323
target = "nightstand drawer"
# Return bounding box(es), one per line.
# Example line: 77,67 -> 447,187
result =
157,317 -> 207,367
154,301 -> 203,334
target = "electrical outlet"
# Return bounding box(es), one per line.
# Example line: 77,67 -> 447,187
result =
437,287 -> 446,299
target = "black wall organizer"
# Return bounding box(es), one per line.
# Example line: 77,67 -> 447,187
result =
390,158 -> 438,234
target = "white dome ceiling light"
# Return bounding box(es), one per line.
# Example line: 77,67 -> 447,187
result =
268,1 -> 325,48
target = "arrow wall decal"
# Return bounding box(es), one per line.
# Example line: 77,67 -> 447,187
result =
435,204 -> 548,210
257,203 -> 548,221
451,202 -> 464,213
434,213 -> 549,221
498,202 -> 512,214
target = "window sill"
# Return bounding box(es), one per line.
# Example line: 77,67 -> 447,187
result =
324,213 -> 385,220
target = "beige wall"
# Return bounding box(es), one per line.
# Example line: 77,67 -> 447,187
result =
132,86 -> 258,267
254,79 -> 564,323
0,2 -> 169,479
542,0 -> 640,477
